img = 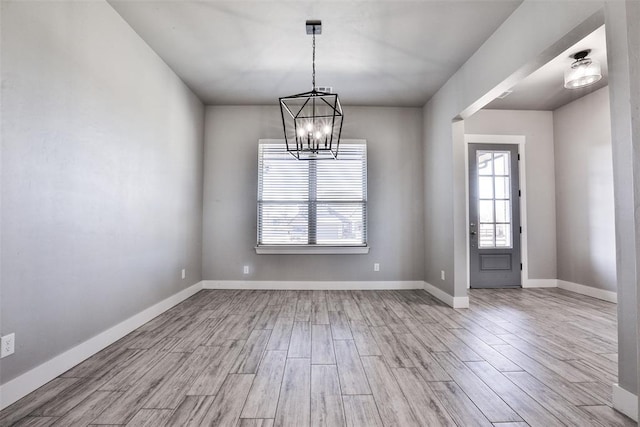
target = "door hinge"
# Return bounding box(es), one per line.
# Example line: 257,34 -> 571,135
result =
518,190 -> 521,197
518,154 -> 520,161
520,263 -> 523,271
519,226 -> 522,234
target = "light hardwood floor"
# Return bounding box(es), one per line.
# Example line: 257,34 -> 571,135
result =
0,288 -> 635,426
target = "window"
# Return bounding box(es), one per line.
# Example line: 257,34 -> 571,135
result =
477,150 -> 512,248
257,139 -> 367,253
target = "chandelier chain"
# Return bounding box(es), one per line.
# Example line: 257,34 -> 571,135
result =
312,27 -> 316,90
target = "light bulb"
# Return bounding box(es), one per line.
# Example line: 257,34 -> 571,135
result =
297,128 -> 305,137
305,123 -> 313,132
323,125 -> 331,134
314,131 -> 322,139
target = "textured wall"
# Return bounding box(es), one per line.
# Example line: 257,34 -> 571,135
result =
0,1 -> 204,383
554,87 -> 616,292
202,105 -> 424,281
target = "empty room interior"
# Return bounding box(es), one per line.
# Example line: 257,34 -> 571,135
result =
1,0 -> 639,426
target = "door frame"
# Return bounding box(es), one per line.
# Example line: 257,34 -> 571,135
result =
464,134 -> 530,288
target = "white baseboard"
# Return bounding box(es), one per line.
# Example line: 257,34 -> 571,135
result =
203,280 -> 469,309
521,278 -> 617,303
522,279 -> 558,288
202,280 -> 424,291
0,281 -> 204,410
613,383 -> 638,421
557,279 -> 617,303
423,282 -> 469,309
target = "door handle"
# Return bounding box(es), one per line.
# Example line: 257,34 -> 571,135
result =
470,231 -> 477,235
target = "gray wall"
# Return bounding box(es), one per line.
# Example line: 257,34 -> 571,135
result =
0,1 -> 204,384
629,0 -> 640,412
422,0 -> 638,396
465,110 -> 557,281
202,106 -> 424,281
553,87 -> 616,292
606,1 -> 639,398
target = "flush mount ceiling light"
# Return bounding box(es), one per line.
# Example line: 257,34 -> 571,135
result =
564,49 -> 602,89
279,20 -> 343,160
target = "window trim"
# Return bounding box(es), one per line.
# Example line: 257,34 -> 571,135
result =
256,139 -> 368,255
255,245 -> 370,255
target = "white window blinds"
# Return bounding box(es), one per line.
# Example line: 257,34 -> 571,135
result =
257,140 -> 367,247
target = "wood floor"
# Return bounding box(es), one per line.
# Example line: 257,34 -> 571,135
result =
0,288 -> 635,426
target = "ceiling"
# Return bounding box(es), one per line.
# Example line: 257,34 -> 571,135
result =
108,0 -> 522,106
485,25 -> 608,111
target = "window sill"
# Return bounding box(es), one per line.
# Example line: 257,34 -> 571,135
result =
255,245 -> 370,255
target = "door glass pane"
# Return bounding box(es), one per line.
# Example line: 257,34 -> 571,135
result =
479,200 -> 494,223
478,152 -> 493,175
479,223 -> 494,248
495,200 -> 511,223
474,149 -> 514,249
494,177 -> 510,199
478,177 -> 494,199
495,223 -> 511,247
494,152 -> 509,175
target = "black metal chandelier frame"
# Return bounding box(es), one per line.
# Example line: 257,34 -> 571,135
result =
279,20 -> 344,160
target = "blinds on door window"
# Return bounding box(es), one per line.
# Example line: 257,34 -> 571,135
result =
257,141 -> 367,247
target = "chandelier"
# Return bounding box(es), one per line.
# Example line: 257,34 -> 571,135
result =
279,20 -> 343,160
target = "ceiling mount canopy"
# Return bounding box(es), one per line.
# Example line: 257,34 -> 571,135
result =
564,49 -> 602,89
279,20 -> 344,160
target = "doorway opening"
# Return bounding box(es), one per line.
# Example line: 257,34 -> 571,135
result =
461,23 -> 614,295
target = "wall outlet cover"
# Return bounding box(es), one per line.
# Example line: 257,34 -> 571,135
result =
441,270 -> 445,280
243,265 -> 250,274
374,263 -> 380,272
181,268 -> 186,279
1,333 -> 15,358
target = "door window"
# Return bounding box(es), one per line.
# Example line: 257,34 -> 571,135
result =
477,151 -> 512,248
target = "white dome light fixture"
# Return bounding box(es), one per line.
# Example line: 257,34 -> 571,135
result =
564,49 -> 602,89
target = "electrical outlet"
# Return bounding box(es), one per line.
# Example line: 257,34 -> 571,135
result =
441,270 -> 445,281
373,263 -> 380,272
181,268 -> 186,279
243,265 -> 250,275
1,333 -> 15,358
